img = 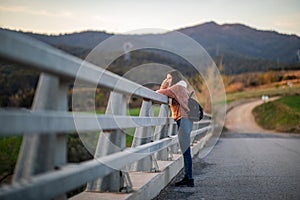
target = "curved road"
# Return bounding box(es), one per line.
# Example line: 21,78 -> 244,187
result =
155,98 -> 300,200
225,98 -> 278,133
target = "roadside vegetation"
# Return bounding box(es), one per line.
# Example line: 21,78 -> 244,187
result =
224,70 -> 300,102
252,96 -> 300,133
223,70 -> 300,134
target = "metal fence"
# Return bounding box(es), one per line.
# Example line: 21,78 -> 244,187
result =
0,29 -> 212,200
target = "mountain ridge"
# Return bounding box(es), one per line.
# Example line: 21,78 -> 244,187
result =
2,21 -> 300,74
177,21 -> 300,62
179,21 -> 299,37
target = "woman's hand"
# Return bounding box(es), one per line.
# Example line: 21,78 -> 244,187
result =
161,79 -> 169,89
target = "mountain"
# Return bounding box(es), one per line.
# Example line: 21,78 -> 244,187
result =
25,31 -> 113,49
5,22 -> 300,74
178,22 -> 300,63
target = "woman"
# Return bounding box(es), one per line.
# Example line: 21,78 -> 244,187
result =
157,70 -> 194,187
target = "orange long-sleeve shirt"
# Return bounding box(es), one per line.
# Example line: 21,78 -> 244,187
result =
157,83 -> 189,121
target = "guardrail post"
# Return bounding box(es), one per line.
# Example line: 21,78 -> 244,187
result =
168,119 -> 180,154
86,91 -> 130,192
154,104 -> 170,160
193,122 -> 201,142
191,122 -> 198,144
12,73 -> 68,199
130,99 -> 154,172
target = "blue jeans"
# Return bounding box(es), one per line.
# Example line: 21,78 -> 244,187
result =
176,118 -> 193,179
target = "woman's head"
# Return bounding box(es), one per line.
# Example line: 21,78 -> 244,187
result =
167,70 -> 183,86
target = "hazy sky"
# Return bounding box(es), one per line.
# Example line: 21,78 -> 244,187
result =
1,0 -> 300,36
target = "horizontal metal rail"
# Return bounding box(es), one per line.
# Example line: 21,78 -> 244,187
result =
191,125 -> 211,138
0,125 -> 211,200
0,110 -> 168,136
0,29 -> 168,104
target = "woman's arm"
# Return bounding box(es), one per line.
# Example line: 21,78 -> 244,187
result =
156,79 -> 176,98
156,88 -> 176,98
160,79 -> 169,89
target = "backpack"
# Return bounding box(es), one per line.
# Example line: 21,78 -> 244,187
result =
187,92 -> 203,122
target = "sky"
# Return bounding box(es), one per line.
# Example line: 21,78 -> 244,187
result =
0,0 -> 300,36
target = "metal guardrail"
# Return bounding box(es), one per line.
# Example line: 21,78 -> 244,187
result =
0,29 -> 212,200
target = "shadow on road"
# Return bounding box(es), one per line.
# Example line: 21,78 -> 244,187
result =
221,131 -> 300,139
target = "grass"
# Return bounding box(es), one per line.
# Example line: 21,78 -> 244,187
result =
128,108 -> 141,116
252,95 -> 300,133
128,105 -> 161,116
126,130 -> 134,147
0,136 -> 22,184
278,95 -> 300,113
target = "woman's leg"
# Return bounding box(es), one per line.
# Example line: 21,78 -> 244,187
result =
183,146 -> 192,179
177,118 -> 193,180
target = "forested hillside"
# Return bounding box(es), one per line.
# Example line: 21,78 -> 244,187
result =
8,21 -> 299,74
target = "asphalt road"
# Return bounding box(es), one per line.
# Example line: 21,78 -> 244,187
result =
154,132 -> 300,200
154,99 -> 300,200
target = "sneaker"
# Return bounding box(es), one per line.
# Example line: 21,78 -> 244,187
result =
175,177 -> 194,187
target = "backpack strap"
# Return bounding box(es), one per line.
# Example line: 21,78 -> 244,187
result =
189,91 -> 194,98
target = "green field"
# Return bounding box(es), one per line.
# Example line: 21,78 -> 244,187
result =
278,95 -> 300,113
252,95 -> 300,133
0,136 -> 22,184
